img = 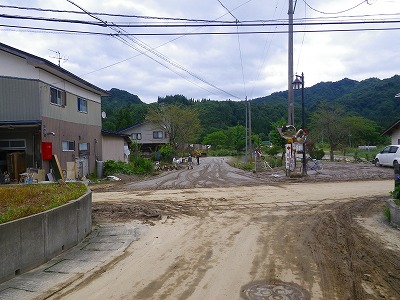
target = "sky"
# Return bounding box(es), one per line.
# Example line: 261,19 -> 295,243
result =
0,0 -> 399,103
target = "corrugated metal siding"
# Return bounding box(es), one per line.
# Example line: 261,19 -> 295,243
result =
0,77 -> 41,121
39,82 -> 101,126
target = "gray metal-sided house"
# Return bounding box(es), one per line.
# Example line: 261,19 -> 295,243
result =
118,121 -> 169,156
0,42 -> 109,181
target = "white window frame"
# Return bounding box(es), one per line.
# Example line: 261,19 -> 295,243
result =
62,141 -> 75,152
153,131 -> 163,139
78,143 -> 89,151
77,97 -> 88,113
131,133 -> 142,140
50,87 -> 66,106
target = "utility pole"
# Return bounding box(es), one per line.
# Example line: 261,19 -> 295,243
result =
245,97 -> 248,163
248,100 -> 252,162
288,0 -> 294,125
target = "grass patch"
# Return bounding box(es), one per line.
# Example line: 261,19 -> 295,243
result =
0,183 -> 87,224
384,207 -> 391,223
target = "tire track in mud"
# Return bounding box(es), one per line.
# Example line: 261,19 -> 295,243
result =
306,196 -> 400,299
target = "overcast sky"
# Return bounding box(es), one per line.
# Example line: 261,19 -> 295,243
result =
0,0 -> 399,103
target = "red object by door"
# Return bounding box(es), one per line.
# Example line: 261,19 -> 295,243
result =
41,142 -> 53,160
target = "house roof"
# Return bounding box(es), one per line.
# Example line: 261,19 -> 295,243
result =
0,42 -> 109,96
117,121 -> 147,133
382,119 -> 400,135
102,129 -> 130,138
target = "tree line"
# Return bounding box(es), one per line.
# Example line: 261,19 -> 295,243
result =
101,76 -> 400,160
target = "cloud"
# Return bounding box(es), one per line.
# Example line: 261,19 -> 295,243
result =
0,0 -> 399,103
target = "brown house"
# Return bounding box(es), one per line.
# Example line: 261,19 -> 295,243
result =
0,42 -> 108,181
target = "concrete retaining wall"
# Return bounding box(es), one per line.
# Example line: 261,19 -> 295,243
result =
386,199 -> 400,227
0,191 -> 92,283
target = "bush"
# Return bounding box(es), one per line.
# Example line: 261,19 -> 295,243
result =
158,144 -> 175,162
131,156 -> 153,175
265,145 -> 282,156
103,160 -> 135,176
208,148 -> 239,156
384,207 -> 391,223
390,185 -> 400,200
264,155 -> 283,168
309,147 -> 325,160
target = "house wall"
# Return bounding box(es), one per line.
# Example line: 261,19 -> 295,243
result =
0,46 -> 104,178
39,82 -> 101,126
390,127 -> 400,145
42,117 -> 102,176
0,77 -> 41,121
102,135 -> 126,162
0,48 -> 39,79
119,122 -> 169,145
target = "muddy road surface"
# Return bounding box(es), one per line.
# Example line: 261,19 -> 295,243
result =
56,157 -> 400,300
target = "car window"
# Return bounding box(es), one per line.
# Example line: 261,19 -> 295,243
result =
389,146 -> 399,153
382,146 -> 390,153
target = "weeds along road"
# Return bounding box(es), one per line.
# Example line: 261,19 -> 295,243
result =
54,157 -> 400,300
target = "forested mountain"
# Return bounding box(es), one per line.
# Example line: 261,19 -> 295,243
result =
101,75 -> 400,139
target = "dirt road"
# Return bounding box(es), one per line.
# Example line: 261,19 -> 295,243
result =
55,158 -> 400,300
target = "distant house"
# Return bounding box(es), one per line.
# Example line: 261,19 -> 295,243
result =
0,42 -> 108,181
118,121 -> 169,155
382,120 -> 400,145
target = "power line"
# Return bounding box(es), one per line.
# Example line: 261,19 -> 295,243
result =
302,0 -> 372,15
2,23 -> 399,36
64,0 -> 241,100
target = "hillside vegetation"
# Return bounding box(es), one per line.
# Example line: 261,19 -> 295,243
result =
101,75 -> 400,140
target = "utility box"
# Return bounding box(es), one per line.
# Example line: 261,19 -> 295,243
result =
41,142 -> 52,160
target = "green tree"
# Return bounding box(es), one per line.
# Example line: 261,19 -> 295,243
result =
269,118 -> 287,152
310,102 -> 347,161
225,125 -> 246,153
202,131 -> 228,149
341,116 -> 385,147
147,104 -> 201,152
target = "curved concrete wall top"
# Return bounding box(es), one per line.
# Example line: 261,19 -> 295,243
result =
0,191 -> 92,284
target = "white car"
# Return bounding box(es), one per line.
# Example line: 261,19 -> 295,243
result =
374,145 -> 400,167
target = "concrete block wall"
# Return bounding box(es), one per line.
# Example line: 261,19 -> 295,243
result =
0,191 -> 92,283
387,199 -> 400,227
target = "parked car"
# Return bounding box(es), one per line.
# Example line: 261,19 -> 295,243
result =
374,145 -> 400,167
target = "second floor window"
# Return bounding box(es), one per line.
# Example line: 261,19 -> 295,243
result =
50,87 -> 66,106
77,97 -> 88,113
131,133 -> 142,140
153,131 -> 163,139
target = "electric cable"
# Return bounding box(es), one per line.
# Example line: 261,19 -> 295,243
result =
65,0 -> 241,100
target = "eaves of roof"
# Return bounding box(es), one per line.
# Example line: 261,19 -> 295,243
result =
0,42 -> 109,97
101,129 -> 130,137
381,119 -> 400,136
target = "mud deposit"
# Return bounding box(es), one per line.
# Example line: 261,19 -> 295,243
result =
60,158 -> 399,299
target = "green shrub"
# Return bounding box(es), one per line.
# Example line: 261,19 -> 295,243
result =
208,148 -> 238,156
264,156 -> 283,168
131,156 -> 153,175
390,185 -> 400,200
309,148 -> 325,160
265,145 -> 282,156
384,207 -> 391,223
103,160 -> 135,176
158,144 -> 175,162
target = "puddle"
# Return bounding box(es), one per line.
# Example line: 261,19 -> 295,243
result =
241,280 -> 310,300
